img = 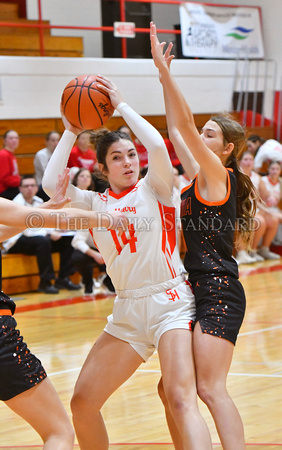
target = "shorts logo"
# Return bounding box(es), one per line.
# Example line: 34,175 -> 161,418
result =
166,289 -> 180,301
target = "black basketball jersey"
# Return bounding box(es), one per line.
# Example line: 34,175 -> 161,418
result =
181,169 -> 239,281
0,250 -> 16,314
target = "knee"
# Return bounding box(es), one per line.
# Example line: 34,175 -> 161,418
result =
71,389 -> 85,419
271,216 -> 279,229
197,379 -> 225,408
157,378 -> 168,408
71,387 -> 100,421
43,421 -> 75,447
161,383 -> 193,416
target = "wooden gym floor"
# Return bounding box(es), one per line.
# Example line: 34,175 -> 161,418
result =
0,258 -> 281,449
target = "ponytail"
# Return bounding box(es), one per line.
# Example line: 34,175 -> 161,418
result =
226,155 -> 258,249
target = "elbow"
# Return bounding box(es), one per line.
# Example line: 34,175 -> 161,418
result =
42,175 -> 55,197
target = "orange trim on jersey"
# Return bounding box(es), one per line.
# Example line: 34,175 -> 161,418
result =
194,168 -> 231,206
0,309 -> 12,315
267,176 -> 279,186
109,181 -> 139,199
88,228 -> 100,252
158,202 -> 177,278
181,179 -> 194,195
110,230 -> 122,254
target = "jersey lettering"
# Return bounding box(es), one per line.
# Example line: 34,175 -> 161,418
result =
181,197 -> 192,217
110,223 -> 137,254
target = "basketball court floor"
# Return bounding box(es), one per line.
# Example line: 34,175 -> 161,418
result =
0,258 -> 281,449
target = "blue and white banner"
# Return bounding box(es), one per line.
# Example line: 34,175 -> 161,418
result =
180,3 -> 264,59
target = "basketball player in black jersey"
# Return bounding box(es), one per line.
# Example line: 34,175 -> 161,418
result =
151,22 -> 257,450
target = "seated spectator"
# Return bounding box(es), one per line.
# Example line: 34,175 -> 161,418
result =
235,152 -> 280,264
0,130 -> 21,200
71,230 -> 115,296
67,131 -> 97,171
246,134 -> 264,156
253,139 -> 282,174
72,167 -> 95,191
70,167 -> 113,295
2,175 -> 81,294
72,167 -> 109,193
261,160 -> 282,244
33,131 -> 60,201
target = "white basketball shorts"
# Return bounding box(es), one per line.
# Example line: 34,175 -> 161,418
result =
104,278 -> 195,361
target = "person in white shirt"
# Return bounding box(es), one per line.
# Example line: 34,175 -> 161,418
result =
237,152 -> 280,262
42,75 -> 212,449
34,131 -> 60,201
71,229 -> 114,295
253,139 -> 282,173
3,175 -> 81,294
261,160 -> 282,244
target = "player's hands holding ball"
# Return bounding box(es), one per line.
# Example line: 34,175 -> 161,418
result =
96,75 -> 124,110
60,103 -> 83,136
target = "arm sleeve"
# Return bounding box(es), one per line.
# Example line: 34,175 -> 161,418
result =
42,130 -> 93,210
71,230 -> 91,253
117,102 -> 174,204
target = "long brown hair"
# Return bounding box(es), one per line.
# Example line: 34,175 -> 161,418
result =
211,114 -> 258,248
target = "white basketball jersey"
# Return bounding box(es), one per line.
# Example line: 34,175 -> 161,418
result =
261,175 -> 281,209
89,177 -> 184,291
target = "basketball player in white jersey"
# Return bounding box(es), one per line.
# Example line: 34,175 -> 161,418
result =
0,171 -> 128,449
42,76 -> 212,449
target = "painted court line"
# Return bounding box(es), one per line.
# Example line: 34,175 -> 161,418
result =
48,366 -> 282,379
239,324 -> 282,337
1,442 -> 282,448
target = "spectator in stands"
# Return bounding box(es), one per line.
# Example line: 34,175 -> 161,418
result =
72,167 -> 108,193
246,134 -> 264,156
72,167 -> 95,191
2,175 -> 81,294
71,167 -> 114,295
261,160 -> 282,245
71,230 -> 115,296
253,138 -> 282,174
67,130 -> 97,171
33,131 -> 60,201
0,130 -> 21,200
236,151 -> 280,264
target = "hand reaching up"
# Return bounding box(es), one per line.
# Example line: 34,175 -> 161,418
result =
150,21 -> 174,74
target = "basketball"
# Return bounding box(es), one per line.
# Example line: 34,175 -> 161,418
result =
61,74 -> 115,130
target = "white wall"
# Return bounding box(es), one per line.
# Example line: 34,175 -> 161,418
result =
0,56 -> 238,119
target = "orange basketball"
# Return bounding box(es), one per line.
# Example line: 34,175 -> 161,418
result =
61,74 -> 115,130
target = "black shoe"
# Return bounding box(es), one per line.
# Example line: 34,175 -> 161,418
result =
84,284 -> 94,296
55,277 -> 81,291
102,275 -> 115,293
38,282 -> 59,294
